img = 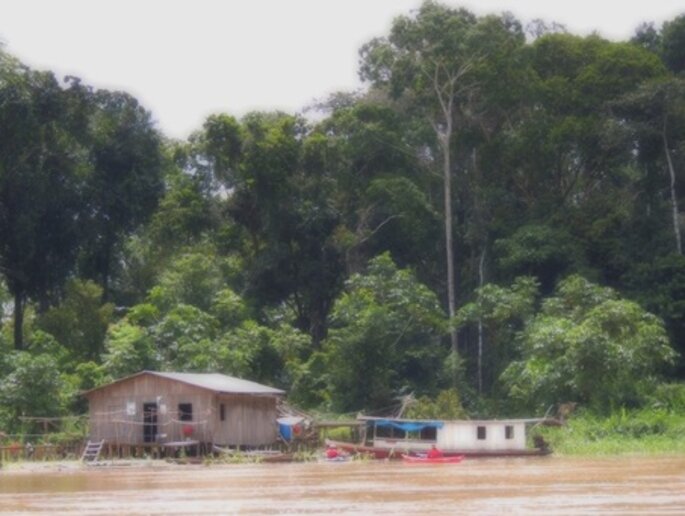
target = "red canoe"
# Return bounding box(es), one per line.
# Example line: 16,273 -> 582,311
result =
401,454 -> 465,464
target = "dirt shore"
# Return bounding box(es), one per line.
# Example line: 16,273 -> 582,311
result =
0,458 -> 197,475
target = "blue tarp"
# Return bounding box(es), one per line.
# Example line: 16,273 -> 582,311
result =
278,416 -> 305,442
372,419 -> 444,432
279,423 -> 293,441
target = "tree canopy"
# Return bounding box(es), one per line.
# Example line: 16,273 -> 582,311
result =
1,3 -> 685,431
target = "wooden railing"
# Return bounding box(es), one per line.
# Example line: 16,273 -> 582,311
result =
0,442 -> 84,462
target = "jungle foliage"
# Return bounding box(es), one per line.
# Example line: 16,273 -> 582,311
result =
1,2 -> 685,432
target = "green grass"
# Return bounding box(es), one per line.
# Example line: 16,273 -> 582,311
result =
535,408 -> 685,456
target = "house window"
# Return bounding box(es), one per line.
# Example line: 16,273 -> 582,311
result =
178,403 -> 193,421
505,425 -> 514,440
220,403 -> 225,422
477,426 -> 487,440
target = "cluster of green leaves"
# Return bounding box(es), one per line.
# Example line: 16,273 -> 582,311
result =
403,390 -> 468,420
502,276 -> 676,413
101,247 -> 309,388
294,253 -> 448,412
0,51 -> 164,351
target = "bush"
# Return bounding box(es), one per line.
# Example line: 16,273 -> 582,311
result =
0,352 -> 64,434
536,407 -> 685,455
645,383 -> 685,412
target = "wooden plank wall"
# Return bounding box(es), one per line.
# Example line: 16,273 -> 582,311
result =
87,374 -> 279,446
212,394 -> 278,446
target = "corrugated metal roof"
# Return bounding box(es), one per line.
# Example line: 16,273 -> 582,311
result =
82,370 -> 285,396
151,371 -> 285,395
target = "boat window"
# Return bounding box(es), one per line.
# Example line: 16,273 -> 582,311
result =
505,425 -> 514,439
375,425 -> 392,438
375,425 -> 406,439
420,427 -> 437,440
178,403 -> 193,421
477,426 -> 487,440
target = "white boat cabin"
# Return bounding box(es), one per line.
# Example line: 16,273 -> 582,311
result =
360,416 -> 532,453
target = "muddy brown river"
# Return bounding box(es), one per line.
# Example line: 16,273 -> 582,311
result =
1,456 -> 684,514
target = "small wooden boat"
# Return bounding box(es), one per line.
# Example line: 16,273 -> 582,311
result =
401,453 -> 464,464
323,455 -> 349,463
324,439 -> 398,459
212,445 -> 293,463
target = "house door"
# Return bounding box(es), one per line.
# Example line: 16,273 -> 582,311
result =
143,403 -> 158,443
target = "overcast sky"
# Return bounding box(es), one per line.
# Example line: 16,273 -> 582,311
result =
1,0 -> 683,139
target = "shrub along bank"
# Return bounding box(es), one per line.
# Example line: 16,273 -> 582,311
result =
536,406 -> 685,456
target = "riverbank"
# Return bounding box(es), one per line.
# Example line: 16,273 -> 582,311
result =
3,408 -> 684,470
536,408 -> 685,456
0,450 -> 326,473
0,458 -> 192,475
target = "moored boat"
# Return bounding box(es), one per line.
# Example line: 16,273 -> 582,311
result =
325,415 -> 551,459
324,439 -> 397,459
401,453 -> 464,464
322,455 -> 350,463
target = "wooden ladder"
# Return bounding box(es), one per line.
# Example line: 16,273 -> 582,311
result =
81,439 -> 105,462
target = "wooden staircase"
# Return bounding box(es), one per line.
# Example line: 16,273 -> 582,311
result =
81,439 -> 105,463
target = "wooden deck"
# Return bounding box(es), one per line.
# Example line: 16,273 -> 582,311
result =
0,443 -> 83,462
98,441 -> 211,458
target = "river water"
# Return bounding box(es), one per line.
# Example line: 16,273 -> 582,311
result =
1,456 -> 684,514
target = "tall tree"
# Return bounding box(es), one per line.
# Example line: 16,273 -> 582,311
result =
0,56 -> 87,349
359,2 -> 523,354
192,112 -> 344,345
493,34 -> 667,291
80,90 -> 164,300
613,78 -> 685,255
661,14 -> 685,74
315,98 -> 441,279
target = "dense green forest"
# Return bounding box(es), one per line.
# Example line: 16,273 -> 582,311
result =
1,1 -> 685,433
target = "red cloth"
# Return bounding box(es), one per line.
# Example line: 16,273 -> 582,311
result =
326,448 -> 339,459
427,447 -> 443,458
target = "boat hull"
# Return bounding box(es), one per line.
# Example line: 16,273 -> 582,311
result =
325,439 -> 551,459
402,454 -> 465,464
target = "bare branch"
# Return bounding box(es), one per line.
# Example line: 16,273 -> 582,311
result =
358,215 -> 401,246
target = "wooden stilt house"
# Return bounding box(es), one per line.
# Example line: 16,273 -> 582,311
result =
84,371 -> 284,448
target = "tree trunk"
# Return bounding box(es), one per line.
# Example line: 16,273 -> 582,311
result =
309,301 -> 330,349
442,127 -> 458,354
477,247 -> 485,395
429,71 -> 462,355
13,290 -> 24,350
101,236 -> 112,302
663,122 -> 682,255
472,146 -> 486,393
